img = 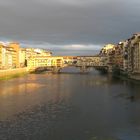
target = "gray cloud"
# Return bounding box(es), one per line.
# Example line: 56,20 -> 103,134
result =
0,0 -> 140,50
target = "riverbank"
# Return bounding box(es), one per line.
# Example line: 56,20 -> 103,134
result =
0,68 -> 29,80
112,72 -> 140,84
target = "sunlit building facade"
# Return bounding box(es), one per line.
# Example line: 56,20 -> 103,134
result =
99,44 -> 116,72
8,42 -> 20,68
0,43 -> 6,69
27,56 -> 64,69
0,41 -> 52,70
127,33 -> 140,74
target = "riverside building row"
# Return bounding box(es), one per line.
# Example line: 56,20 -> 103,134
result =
99,33 -> 140,80
0,42 -> 52,70
0,42 -> 89,71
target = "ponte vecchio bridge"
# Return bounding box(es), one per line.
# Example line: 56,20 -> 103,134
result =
27,56 -> 108,73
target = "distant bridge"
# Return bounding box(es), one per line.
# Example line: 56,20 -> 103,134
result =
28,56 -> 108,73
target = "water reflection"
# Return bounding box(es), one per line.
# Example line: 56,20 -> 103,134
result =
0,69 -> 140,140
112,80 -> 140,103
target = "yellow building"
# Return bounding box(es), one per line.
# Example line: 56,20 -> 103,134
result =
27,56 -> 48,68
25,48 -> 52,58
26,48 -> 52,69
27,56 -> 64,69
6,46 -> 16,69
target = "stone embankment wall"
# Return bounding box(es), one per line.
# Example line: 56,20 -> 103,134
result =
0,68 -> 28,79
129,74 -> 140,81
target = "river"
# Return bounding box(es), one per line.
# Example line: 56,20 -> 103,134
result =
0,68 -> 140,140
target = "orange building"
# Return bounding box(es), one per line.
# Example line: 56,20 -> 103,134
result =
0,43 -> 6,69
8,42 -> 20,68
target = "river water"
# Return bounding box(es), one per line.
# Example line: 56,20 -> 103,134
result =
0,68 -> 140,140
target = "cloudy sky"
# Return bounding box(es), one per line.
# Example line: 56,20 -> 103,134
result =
0,0 -> 140,54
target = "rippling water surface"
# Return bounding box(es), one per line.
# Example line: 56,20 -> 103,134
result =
0,68 -> 140,140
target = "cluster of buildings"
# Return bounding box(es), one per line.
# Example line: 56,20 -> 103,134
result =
99,33 -> 140,79
0,42 -> 52,70
0,41 -> 102,71
1,32 -> 140,79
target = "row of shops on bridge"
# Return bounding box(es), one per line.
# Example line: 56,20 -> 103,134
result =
27,55 -> 101,70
